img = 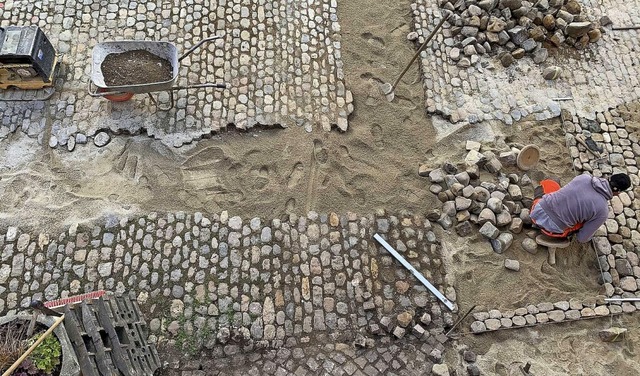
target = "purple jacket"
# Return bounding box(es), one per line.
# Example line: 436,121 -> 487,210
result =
538,174 -> 612,243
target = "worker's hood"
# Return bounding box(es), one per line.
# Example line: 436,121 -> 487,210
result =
592,177 -> 613,200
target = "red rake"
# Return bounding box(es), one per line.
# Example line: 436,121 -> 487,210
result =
44,290 -> 107,308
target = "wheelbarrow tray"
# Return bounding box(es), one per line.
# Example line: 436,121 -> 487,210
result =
91,40 -> 179,94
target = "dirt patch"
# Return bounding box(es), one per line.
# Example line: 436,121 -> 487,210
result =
101,50 -> 173,86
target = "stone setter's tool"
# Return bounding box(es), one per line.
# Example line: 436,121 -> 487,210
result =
380,11 -> 451,102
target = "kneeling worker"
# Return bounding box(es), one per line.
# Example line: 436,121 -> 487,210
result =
530,173 -> 631,243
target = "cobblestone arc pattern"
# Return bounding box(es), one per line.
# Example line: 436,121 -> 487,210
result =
171,337 -> 446,376
0,0 -> 353,148
411,0 -> 640,125
0,211 -> 455,362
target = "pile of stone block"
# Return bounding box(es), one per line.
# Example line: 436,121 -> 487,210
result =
438,0 -> 606,67
421,140 -> 535,254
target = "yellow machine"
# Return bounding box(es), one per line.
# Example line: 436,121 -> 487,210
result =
0,25 -> 58,90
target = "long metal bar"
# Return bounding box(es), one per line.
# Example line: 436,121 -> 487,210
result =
605,298 -> 640,302
612,26 -> 640,31
178,35 -> 223,62
445,304 -> 476,336
389,11 -> 451,91
374,233 -> 455,310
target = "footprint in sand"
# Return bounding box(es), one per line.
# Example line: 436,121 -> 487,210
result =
313,140 -> 328,164
370,123 -> 384,147
285,198 -> 296,212
393,95 -> 419,111
116,151 -> 139,180
253,177 -> 269,190
257,166 -> 270,189
360,32 -> 385,49
354,189 -> 366,205
287,162 -> 304,188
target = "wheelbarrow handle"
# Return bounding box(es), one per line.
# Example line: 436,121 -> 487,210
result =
171,83 -> 227,90
188,83 -> 227,89
178,35 -> 223,62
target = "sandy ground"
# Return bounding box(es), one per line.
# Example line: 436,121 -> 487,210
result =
0,0 -> 639,373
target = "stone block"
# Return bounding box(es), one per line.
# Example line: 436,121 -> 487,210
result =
472,312 -> 489,321
412,323 -> 426,338
466,140 -> 481,151
524,314 -> 536,325
504,259 -> 520,271
599,327 -> 627,342
479,222 -> 500,239
565,310 -> 581,320
553,301 -> 570,311
620,277 -> 638,292
484,158 -> 503,173
432,364 -> 450,376
522,237 -> 538,254
485,318 -> 501,330
429,168 -> 445,183
463,350 -> 477,363
592,237 -> 611,255
580,308 -> 595,317
535,313 -> 548,323
594,305 -> 610,316
392,326 -> 406,338
397,311 -> 413,327
491,233 -> 513,253
537,302 -> 554,312
547,310 -> 565,322
471,321 -> 487,333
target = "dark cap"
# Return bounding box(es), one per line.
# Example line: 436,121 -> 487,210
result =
610,173 -> 631,192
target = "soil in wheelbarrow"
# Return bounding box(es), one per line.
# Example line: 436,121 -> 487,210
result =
101,49 -> 173,86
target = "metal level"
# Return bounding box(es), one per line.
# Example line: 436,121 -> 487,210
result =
605,298 -> 640,302
374,233 -> 455,311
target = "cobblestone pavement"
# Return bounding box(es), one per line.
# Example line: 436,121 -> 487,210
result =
171,335 -> 445,375
0,0 -> 353,148
412,0 -> 640,125
0,211 -> 456,374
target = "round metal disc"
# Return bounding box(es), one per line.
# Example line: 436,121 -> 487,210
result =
517,144 -> 540,171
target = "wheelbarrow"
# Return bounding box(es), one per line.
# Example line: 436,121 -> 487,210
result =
88,36 -> 226,111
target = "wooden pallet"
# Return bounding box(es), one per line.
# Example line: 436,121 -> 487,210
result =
58,293 -> 160,376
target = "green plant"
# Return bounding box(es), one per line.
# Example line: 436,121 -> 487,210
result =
27,333 -> 61,374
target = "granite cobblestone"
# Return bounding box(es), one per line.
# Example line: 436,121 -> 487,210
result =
0,0 -> 353,148
411,0 -> 640,126
0,210 -> 454,374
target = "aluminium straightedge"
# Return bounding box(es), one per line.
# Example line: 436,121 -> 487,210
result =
374,233 -> 455,311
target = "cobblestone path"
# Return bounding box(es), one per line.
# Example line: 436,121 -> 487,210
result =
412,0 -> 640,125
0,211 -> 456,374
0,0 -> 353,147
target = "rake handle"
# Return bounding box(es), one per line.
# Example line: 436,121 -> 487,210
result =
391,11 -> 451,91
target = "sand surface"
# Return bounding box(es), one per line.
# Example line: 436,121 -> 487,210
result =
0,0 -> 639,373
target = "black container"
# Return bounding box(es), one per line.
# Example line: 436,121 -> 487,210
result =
0,26 -> 56,81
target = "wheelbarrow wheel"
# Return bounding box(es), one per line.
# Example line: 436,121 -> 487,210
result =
98,88 -> 134,102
